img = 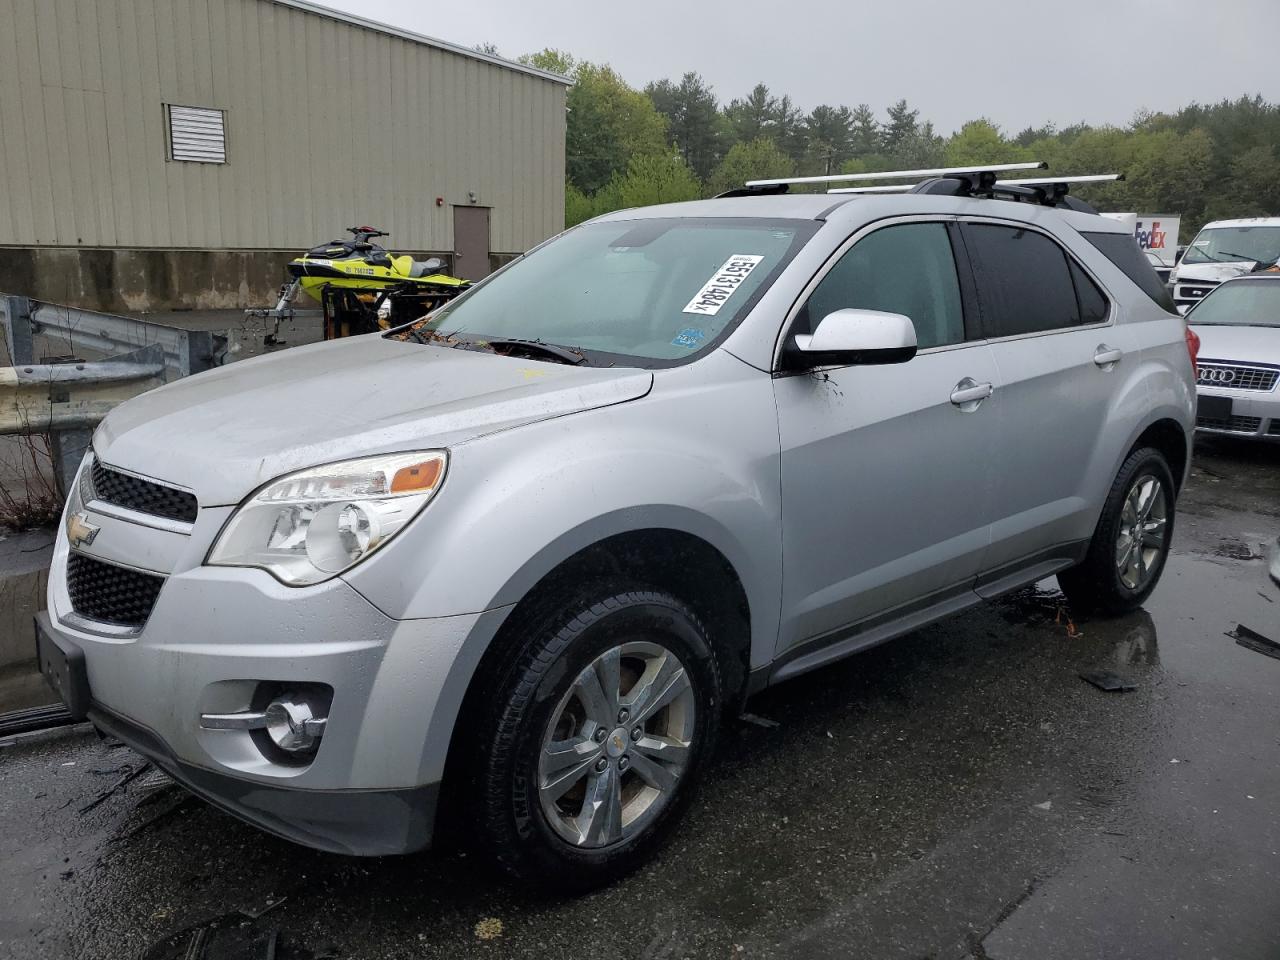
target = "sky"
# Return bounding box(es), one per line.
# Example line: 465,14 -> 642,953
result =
323,0 -> 1280,136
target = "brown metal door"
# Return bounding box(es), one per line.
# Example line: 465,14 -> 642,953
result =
452,206 -> 491,281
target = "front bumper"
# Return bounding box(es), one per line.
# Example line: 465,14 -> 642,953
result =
1194,385 -> 1280,441
44,518 -> 506,854
88,697 -> 439,855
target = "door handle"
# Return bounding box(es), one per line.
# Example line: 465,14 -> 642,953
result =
950,378 -> 994,408
1094,345 -> 1123,367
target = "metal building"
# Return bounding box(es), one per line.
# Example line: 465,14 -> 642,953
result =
0,0 -> 569,311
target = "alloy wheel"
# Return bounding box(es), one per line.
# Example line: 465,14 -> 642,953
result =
1115,475 -> 1168,591
537,640 -> 695,848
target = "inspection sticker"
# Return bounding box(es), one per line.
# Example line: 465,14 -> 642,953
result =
682,255 -> 765,316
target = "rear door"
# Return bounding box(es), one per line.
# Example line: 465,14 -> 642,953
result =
959,219 -> 1137,584
773,218 -> 1001,654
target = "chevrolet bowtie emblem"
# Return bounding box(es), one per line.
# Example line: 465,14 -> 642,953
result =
67,511 -> 100,549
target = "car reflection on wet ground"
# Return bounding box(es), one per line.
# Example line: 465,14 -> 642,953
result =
2,438 -> 1277,960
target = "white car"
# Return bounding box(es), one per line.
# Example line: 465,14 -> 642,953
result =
1188,275 -> 1280,441
1171,218 -> 1280,313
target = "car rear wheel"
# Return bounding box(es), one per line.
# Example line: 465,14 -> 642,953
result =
1058,447 -> 1176,615
474,587 -> 721,890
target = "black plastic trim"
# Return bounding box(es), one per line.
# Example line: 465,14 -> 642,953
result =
88,704 -> 439,856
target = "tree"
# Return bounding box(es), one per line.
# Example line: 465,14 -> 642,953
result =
882,99 -> 920,155
804,104 -> 855,174
615,153 -> 702,208
645,72 -> 724,181
708,138 -> 794,196
473,41 -> 501,56
849,104 -> 880,157
566,63 -> 668,195
518,48 -> 576,76
1212,144 -> 1280,220
772,94 -> 807,165
943,119 -> 1022,166
893,121 -> 946,168
724,83 -> 778,144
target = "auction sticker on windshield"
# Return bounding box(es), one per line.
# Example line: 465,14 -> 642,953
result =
683,255 -> 765,316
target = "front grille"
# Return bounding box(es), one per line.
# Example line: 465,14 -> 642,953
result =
1268,420 -> 1280,436
1176,280 -> 1219,301
66,552 -> 165,627
1196,414 -> 1262,433
1197,362 -> 1280,392
89,459 -> 197,523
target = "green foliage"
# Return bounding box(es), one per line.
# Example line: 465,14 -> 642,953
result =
534,45 -> 1280,239
616,154 -> 702,208
517,48 -> 577,76
708,138 -> 794,196
566,63 -> 668,195
944,119 -> 1025,166
645,73 -> 725,181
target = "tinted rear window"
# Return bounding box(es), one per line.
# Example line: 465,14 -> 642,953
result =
1081,231 -> 1177,313
963,224 -> 1083,337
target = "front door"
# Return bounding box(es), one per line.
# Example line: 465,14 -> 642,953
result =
774,220 -> 1000,655
453,206 -> 491,281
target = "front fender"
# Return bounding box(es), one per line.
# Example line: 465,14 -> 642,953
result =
342,352 -> 783,664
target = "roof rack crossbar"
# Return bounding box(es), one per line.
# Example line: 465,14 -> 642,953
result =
828,173 -> 1125,195
745,161 -> 1046,188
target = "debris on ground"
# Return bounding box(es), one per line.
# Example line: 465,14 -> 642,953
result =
79,761 -> 154,814
1079,670 -> 1137,693
1032,800 -> 1052,811
1055,606 -> 1083,638
739,713 -> 780,729
1228,624 -> 1280,661
474,917 -> 504,941
141,911 -> 325,959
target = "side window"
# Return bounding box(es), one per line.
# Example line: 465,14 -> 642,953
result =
1069,260 -> 1110,324
964,224 -> 1107,336
800,222 -> 965,350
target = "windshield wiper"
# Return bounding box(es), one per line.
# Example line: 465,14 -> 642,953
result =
1216,251 -> 1261,263
482,338 -> 588,366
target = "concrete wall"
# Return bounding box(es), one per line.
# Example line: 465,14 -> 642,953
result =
0,0 -> 568,307
0,245 -> 464,312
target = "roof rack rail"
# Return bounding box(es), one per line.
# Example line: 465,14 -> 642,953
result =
827,173 -> 1125,194
744,161 -> 1046,188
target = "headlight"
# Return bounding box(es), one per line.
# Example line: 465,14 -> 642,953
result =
207,451 -> 447,586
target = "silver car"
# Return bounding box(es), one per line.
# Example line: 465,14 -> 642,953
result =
1188,275 -> 1280,441
36,189 -> 1196,890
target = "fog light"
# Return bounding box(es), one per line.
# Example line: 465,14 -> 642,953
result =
200,692 -> 329,755
264,697 -> 328,753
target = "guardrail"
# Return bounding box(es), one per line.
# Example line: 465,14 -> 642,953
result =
2,295 -> 223,380
1,294 -> 225,491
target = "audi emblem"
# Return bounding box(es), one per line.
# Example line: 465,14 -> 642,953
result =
1198,368 -> 1236,385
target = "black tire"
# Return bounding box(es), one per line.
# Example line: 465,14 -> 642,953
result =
1058,446 -> 1176,616
474,585 -> 721,891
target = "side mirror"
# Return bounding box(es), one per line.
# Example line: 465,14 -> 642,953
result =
789,308 -> 918,368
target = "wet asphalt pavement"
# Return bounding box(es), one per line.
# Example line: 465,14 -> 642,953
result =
2,437 -> 1277,960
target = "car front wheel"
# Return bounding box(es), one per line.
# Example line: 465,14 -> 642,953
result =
475,587 -> 721,890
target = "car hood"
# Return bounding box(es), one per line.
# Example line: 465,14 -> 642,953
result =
94,336 -> 653,505
1188,323 -> 1280,366
1176,261 -> 1259,284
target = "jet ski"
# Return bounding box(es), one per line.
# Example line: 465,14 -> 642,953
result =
287,226 -> 470,301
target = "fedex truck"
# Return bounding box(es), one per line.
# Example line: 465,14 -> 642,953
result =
1102,213 -> 1181,279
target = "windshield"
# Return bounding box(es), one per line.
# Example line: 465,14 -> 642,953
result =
1182,225 -> 1280,266
1188,279 -> 1280,327
397,217 -> 815,366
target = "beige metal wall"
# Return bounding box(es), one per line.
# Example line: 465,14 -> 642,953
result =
0,0 -> 567,254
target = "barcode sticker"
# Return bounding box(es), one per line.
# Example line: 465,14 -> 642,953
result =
682,255 -> 766,316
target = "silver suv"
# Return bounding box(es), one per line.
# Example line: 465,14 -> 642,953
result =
37,176 -> 1197,890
